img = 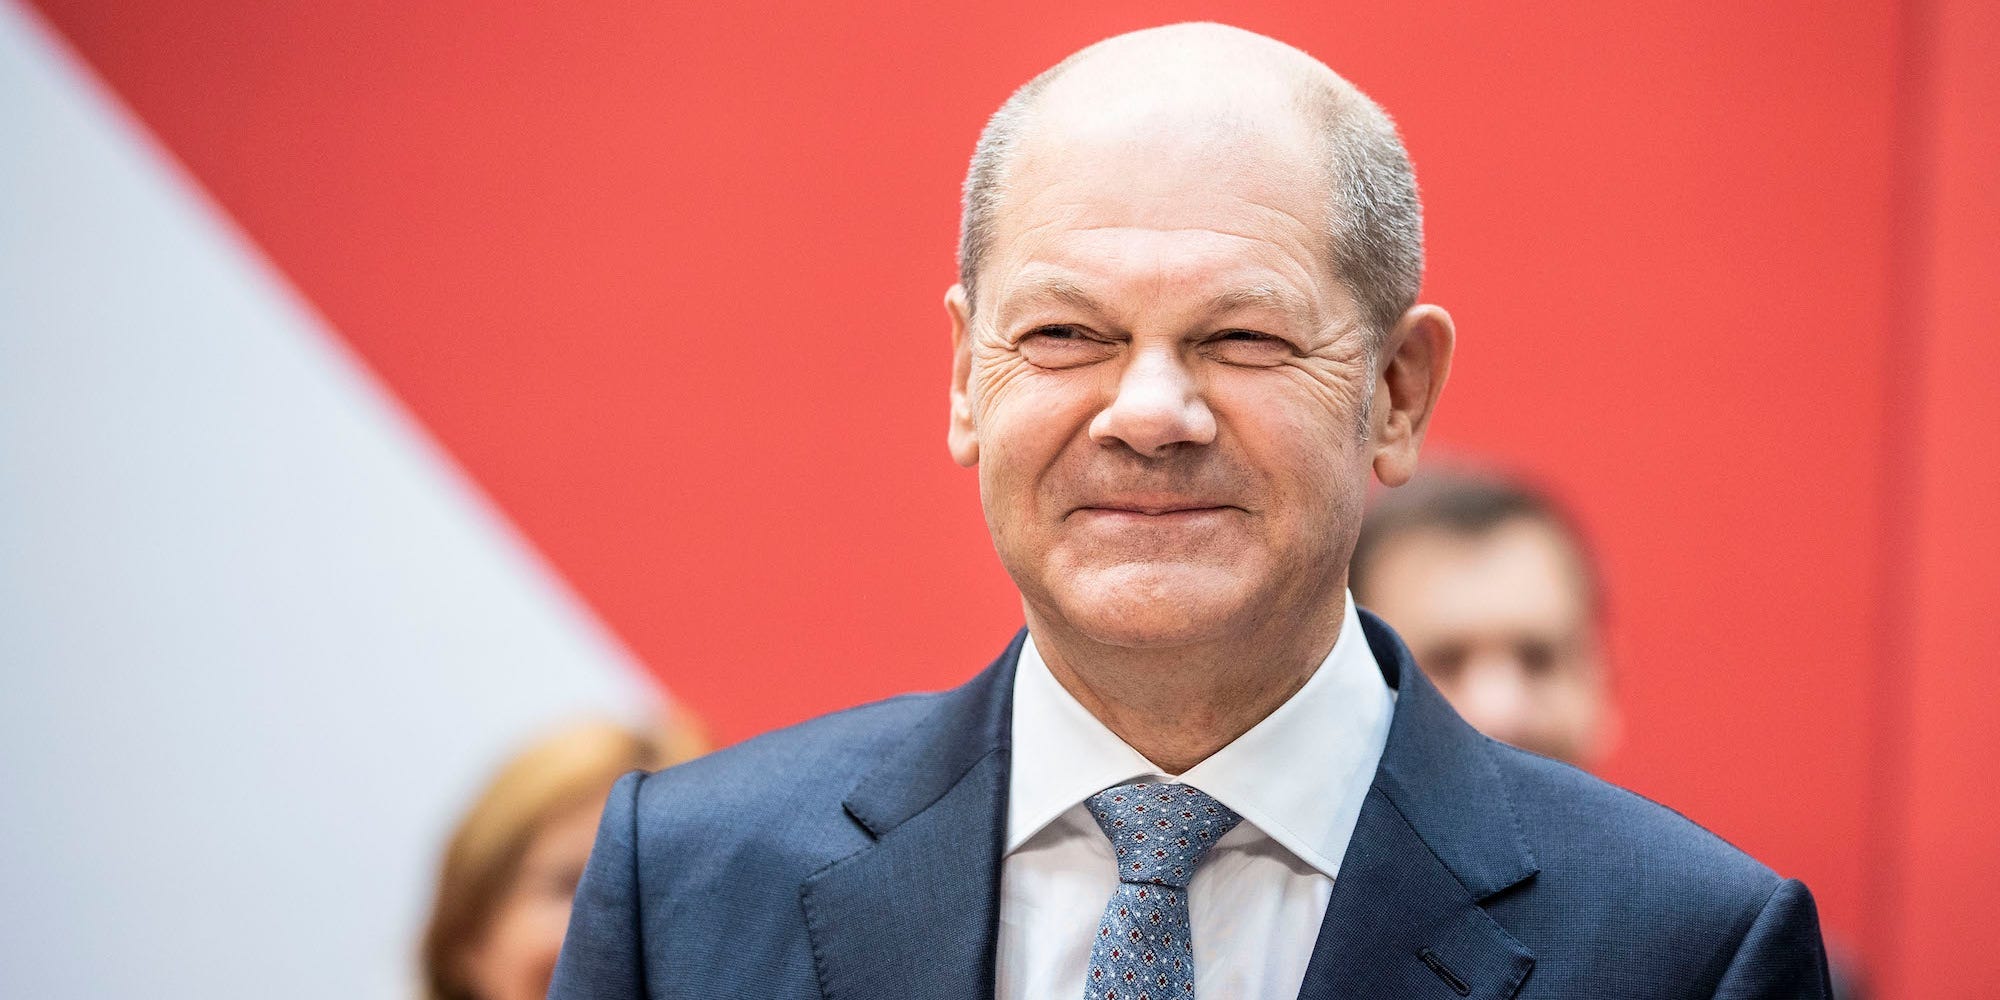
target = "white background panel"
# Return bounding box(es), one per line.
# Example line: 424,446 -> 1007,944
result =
0,2 -> 656,994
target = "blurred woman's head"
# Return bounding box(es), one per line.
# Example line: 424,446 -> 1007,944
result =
421,718 -> 700,1000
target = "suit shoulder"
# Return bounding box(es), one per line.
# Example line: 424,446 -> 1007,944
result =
598,691 -> 951,902
1478,740 -> 1828,992
632,690 -> 943,823
1488,740 -> 1783,901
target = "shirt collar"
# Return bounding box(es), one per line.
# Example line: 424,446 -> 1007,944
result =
1005,591 -> 1395,880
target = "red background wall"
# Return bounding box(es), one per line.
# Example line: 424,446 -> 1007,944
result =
30,1 -> 1992,994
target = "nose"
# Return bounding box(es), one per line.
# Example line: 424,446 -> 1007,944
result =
1088,346 -> 1216,457
1452,656 -> 1536,747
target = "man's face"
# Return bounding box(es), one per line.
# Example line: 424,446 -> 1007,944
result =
946,107 -> 1381,649
1359,518 -> 1611,765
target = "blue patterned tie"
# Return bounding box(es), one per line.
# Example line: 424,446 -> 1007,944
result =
1081,781 -> 1243,1000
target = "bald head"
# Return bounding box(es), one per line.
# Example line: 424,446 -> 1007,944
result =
1019,24 -> 1334,142
957,23 -> 1423,339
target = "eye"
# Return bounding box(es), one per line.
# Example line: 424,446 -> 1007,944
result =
1422,644 -> 1469,680
1516,637 -> 1571,677
1018,325 -> 1116,369
1204,329 -> 1294,366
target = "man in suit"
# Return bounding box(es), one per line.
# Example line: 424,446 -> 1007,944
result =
552,22 -> 1831,999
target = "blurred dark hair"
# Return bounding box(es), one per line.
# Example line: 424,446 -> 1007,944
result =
1351,468 -> 1602,614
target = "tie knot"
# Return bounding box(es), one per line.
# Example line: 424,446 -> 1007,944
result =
1085,781 -> 1242,888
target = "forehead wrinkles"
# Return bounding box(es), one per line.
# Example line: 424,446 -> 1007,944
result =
994,232 -> 1327,335
982,114 -> 1337,315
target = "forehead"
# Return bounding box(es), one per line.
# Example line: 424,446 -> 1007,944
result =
1368,520 -> 1593,630
983,100 -> 1337,314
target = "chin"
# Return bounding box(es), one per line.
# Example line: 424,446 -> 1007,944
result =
1046,562 -> 1254,649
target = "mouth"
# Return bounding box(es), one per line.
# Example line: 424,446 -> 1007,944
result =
1069,501 -> 1237,519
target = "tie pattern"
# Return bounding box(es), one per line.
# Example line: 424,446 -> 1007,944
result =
1081,781 -> 1242,1000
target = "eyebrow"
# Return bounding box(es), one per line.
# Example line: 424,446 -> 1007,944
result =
999,276 -> 1319,329
1204,284 -> 1318,324
999,276 -> 1106,322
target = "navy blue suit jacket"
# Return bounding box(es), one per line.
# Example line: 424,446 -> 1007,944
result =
550,612 -> 1830,998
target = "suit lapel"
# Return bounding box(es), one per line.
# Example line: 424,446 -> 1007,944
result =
799,631 -> 1023,1000
1296,612 -> 1539,1000
796,615 -> 1538,1000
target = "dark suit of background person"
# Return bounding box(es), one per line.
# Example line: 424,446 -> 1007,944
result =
552,23 -> 1831,1000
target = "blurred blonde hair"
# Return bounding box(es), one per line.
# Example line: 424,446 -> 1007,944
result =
420,716 -> 704,1000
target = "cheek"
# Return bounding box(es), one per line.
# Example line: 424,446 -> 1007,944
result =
972,364 -> 1102,483
966,351 -> 1037,425
1218,387 -> 1365,512
467,892 -> 574,1000
1545,676 -> 1602,718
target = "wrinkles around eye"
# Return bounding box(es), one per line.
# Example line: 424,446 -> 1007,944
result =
1202,330 -> 1297,367
1018,325 -> 1116,369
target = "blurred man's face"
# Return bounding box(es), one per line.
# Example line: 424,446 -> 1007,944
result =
944,95 -> 1381,650
1361,517 -> 1611,765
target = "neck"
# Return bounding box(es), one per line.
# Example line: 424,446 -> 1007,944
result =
1027,597 -> 1347,775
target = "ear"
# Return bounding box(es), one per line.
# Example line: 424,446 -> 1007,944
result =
945,284 -> 980,467
1580,644 -> 1623,767
1370,304 -> 1455,487
1586,698 -> 1624,767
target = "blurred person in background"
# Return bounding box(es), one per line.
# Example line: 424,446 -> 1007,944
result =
420,718 -> 702,1000
1349,468 -> 1617,768
1351,467 -> 1864,999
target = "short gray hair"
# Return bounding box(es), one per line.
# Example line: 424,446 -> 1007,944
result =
956,61 -> 1424,341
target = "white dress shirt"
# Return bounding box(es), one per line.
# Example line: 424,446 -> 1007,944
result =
997,592 -> 1396,1000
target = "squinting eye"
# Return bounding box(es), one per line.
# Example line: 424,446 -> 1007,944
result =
1018,326 -> 1115,369
1206,329 -> 1292,365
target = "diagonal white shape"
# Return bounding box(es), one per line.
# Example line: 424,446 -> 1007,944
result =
0,2 -> 660,996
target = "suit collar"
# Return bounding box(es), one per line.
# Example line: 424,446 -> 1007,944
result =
1292,611 -> 1538,999
831,613 -> 1539,897
800,630 -> 1022,1000
839,628 -> 1020,835
1006,592 -> 1395,881
1358,608 -> 1540,900
803,615 -> 1540,1000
